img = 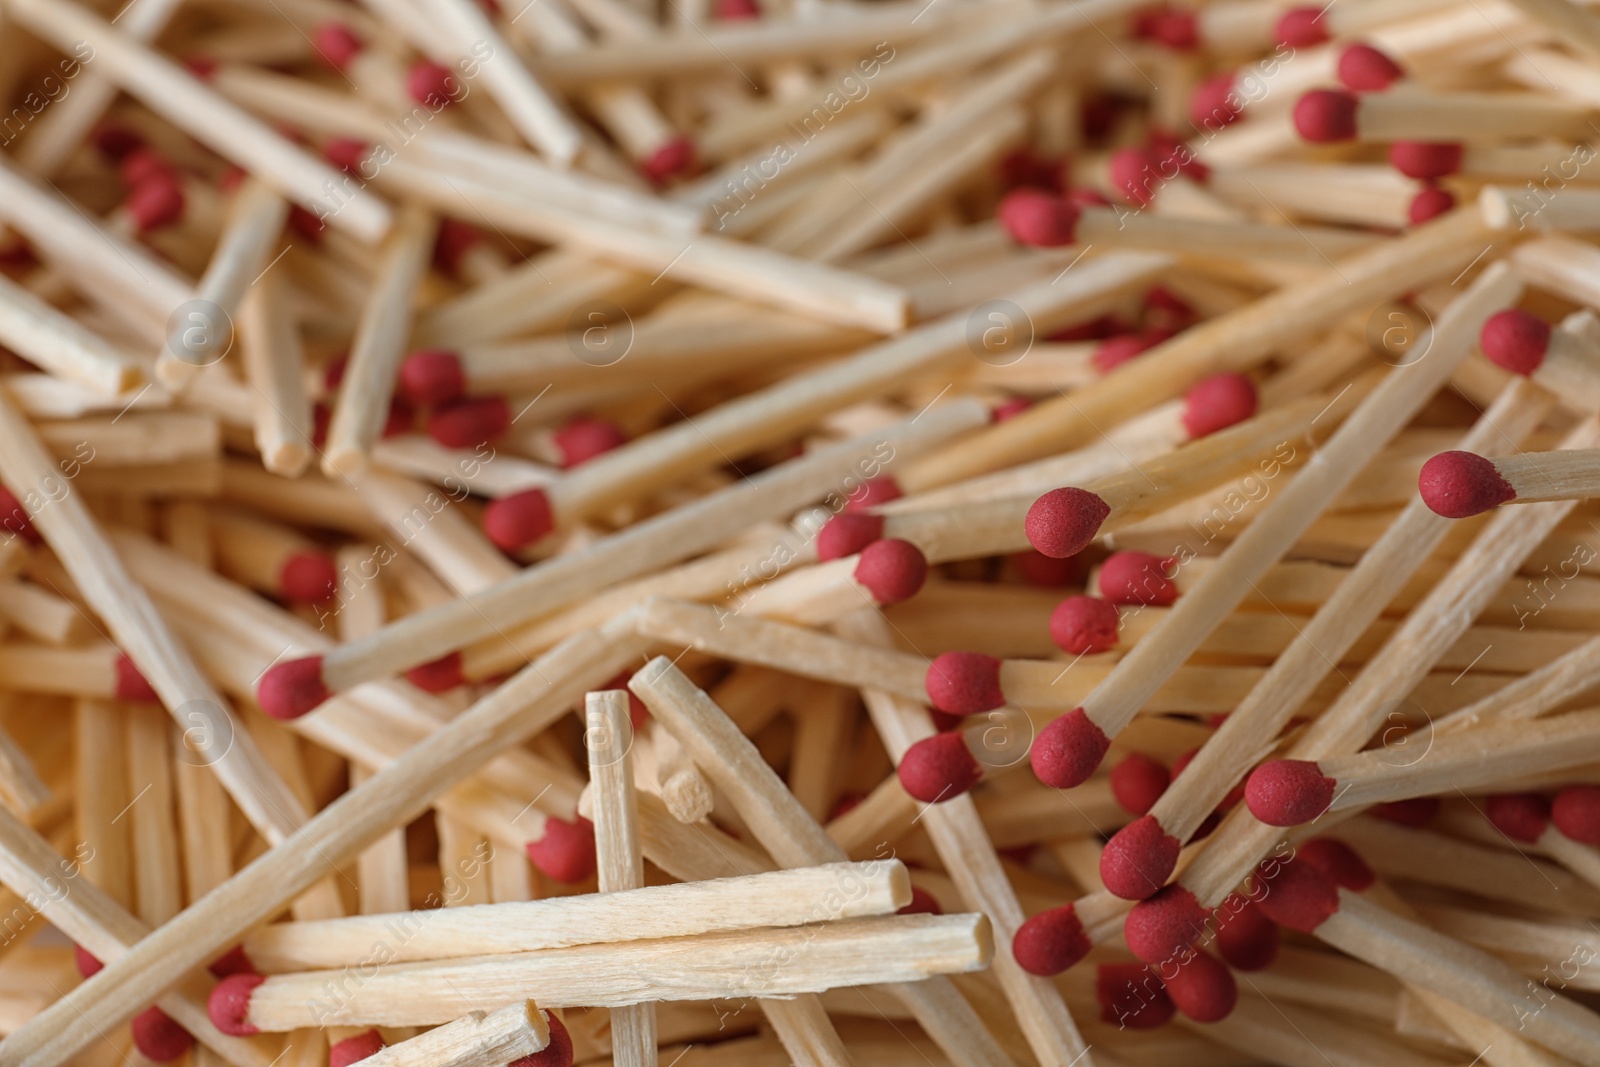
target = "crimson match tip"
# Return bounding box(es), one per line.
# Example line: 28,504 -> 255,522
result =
256,655 -> 329,720
207,974 -> 265,1036
1244,759 -> 1336,826
1108,753 -> 1169,817
925,651 -> 1004,715
329,1029 -> 386,1067
312,21 -> 363,72
1134,6 -> 1199,50
1418,450 -> 1516,518
398,349 -> 466,407
1389,140 -> 1463,180
1480,308 -> 1552,375
997,188 -> 1080,247
428,395 -> 510,451
1097,962 -> 1175,1029
126,174 -> 185,234
1025,487 -> 1111,560
1164,949 -> 1238,1022
131,1007 -> 193,1062
1292,89 -> 1358,143
1097,550 -> 1178,606
1049,594 -> 1121,656
853,538 -> 927,606
1189,72 -> 1243,133
1371,796 -> 1439,827
1101,814 -> 1182,900
898,732 -> 982,803
279,550 -> 338,604
1295,837 -> 1375,892
506,1014 -> 574,1067
405,651 -> 465,694
553,416 -> 629,469
1181,373 -> 1257,439
483,487 -> 555,553
898,886 -> 943,916
74,944 -> 101,978
1092,328 -> 1172,374
641,136 -> 697,185
816,512 -> 884,562
406,61 -> 462,108
1274,6 -> 1328,47
845,475 -> 903,512
525,814 -> 596,884
1214,894 -> 1279,971
1552,785 -> 1600,846
1124,884 -> 1208,964
1408,186 -> 1456,226
1013,903 -> 1089,976
1030,707 -> 1111,789
1253,856 -> 1340,932
114,654 -> 159,703
1338,43 -> 1405,91
1486,792 -> 1550,843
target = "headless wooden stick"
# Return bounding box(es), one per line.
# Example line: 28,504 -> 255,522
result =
357,1001 -> 551,1067
0,273 -> 142,394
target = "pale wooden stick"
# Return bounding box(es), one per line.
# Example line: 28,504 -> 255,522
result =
1313,89 -> 1596,143
414,249 -> 652,348
297,398 -> 988,703
356,471 -> 513,594
5,0 -> 392,240
1510,235 -> 1600,309
370,437 -> 555,499
74,699 -> 133,908
324,205 -> 437,478
237,269 -> 312,477
1073,205 -> 1378,264
1498,0 -> 1600,60
126,703 -> 182,925
836,609 -> 1096,1067
156,179 -> 288,392
0,700 -> 48,817
587,690 -> 655,1067
0,580 -> 93,645
1208,163 -> 1417,230
899,208 -> 1497,490
629,658 -> 1017,1067
35,412 -> 219,470
358,1001 -> 550,1067
241,861 -> 908,971
0,273 -> 141,394
2,619 -> 648,1067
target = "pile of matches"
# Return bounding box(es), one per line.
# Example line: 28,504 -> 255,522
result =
16,0 -> 1600,1065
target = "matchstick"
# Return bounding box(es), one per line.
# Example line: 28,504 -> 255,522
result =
587,690 -> 655,1067
1476,307 -> 1600,410
1293,88 -> 1596,145
1420,447 -> 1600,517
237,270 -> 313,477
0,273 -> 142,395
355,1000 -> 554,1067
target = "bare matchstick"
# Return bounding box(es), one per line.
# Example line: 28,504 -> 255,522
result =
355,1001 -> 553,1067
0,273 -> 142,394
237,270 -> 313,477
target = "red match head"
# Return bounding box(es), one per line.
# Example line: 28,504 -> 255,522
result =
898,732 -> 981,803
553,416 -> 629,469
93,124 -> 144,162
1295,837 -> 1375,891
278,550 -> 337,604
507,1014 -> 574,1067
385,395 -> 415,438
1049,595 -> 1121,656
131,1007 -> 192,1062
641,135 -> 697,185
816,513 -> 884,562
991,396 -> 1034,422
1109,753 -> 1170,817
256,655 -> 329,719
1190,72 -> 1242,133
1254,856 -> 1340,933
323,137 -> 370,175
114,654 -> 159,703
484,488 -> 555,553
1338,43 -> 1405,91
997,188 -> 1080,247
0,485 -> 37,544
329,1029 -> 385,1067
925,651 -> 1003,715
428,395 -> 510,450
1293,89 -> 1358,143
1012,549 -> 1081,587
398,349 -> 466,407
1012,903 -> 1090,975
433,218 -> 481,276
405,651 -> 464,694
1371,796 -> 1439,827
1552,785 -> 1600,845
1125,884 -> 1209,964
1480,309 -> 1552,375
1214,894 -> 1279,971
1025,487 -> 1111,559
1134,5 -> 1198,49
845,475 -> 903,512
126,174 -> 185,234
525,814 -> 597,883
1030,707 -> 1112,788
1163,949 -> 1237,1022
898,886 -> 943,915
1097,551 -> 1178,606
1244,759 -> 1335,826
209,945 -> 256,978
1389,140 -> 1463,180
74,944 -> 101,978
1097,962 -> 1175,1029
1101,814 -> 1182,900
1181,373 -> 1257,439
1092,328 -> 1173,374
207,973 -> 265,1036
714,0 -> 760,18
1485,792 -> 1550,843
853,539 -> 927,606
406,61 -> 462,108
312,22 -> 364,72
1275,6 -> 1328,46
1408,186 -> 1456,225
1110,147 -> 1159,207
1418,450 -> 1515,518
